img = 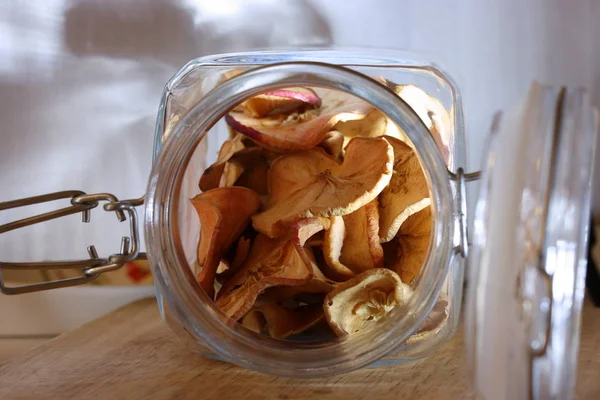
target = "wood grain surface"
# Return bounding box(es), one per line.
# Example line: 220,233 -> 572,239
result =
1,297 -> 599,400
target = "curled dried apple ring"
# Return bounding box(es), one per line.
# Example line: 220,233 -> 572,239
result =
324,269 -> 412,336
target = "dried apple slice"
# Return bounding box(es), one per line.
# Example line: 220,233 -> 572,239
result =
216,236 -> 307,320
397,85 -> 450,162
217,68 -> 246,116
218,70 -> 320,117
219,71 -> 321,119
215,218 -> 329,320
381,81 -> 451,162
322,201 -> 384,281
234,157 -> 269,195
318,130 -> 344,160
222,163 -> 244,187
231,237 -> 252,270
391,206 -> 432,284
322,216 -> 354,281
382,239 -> 400,270
306,247 -> 334,284
305,231 -> 324,248
199,138 -> 241,191
225,89 -> 373,151
293,217 -> 331,248
216,236 -> 253,285
219,69 -> 245,83
339,199 -> 384,273
333,109 -> 409,148
241,303 -> 324,339
324,269 -> 412,336
407,296 -> 448,344
378,136 -> 430,243
216,259 -> 230,275
199,135 -> 255,191
240,88 -> 322,118
260,278 -> 333,305
191,187 -> 261,299
262,247 -> 335,303
252,136 -> 394,238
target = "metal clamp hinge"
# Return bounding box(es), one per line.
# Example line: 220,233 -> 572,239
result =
449,167 -> 480,258
0,191 -> 146,294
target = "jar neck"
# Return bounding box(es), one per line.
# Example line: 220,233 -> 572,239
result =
145,61 -> 455,376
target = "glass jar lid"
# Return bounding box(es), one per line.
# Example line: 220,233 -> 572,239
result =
466,82 -> 597,399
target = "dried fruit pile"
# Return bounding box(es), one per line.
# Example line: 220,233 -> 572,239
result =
191,82 -> 447,340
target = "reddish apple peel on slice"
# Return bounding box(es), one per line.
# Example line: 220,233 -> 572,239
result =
378,136 -> 431,243
218,70 -> 320,117
252,136 -> 394,238
191,187 -> 261,300
241,303 -> 325,339
240,88 -> 322,118
225,89 -> 373,151
215,218 -> 329,320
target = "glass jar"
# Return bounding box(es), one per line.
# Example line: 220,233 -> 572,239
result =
147,49 -> 464,376
1,49 -> 596,397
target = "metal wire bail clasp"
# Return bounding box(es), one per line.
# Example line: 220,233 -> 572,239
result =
0,191 -> 145,294
449,168 -> 481,259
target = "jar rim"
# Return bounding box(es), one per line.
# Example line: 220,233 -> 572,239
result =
145,61 -> 455,376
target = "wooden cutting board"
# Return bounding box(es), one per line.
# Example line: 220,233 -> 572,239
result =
1,297 -> 599,400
